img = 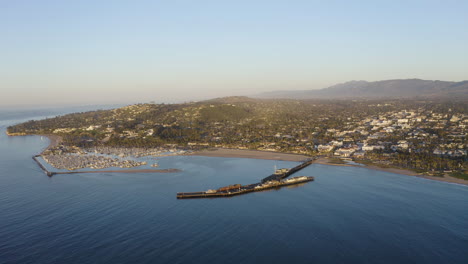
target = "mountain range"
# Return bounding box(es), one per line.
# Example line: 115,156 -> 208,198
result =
257,79 -> 468,99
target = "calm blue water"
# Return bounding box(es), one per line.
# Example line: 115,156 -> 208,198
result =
0,110 -> 467,264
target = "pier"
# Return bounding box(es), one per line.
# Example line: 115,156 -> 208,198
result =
177,158 -> 316,199
261,158 -> 315,183
177,177 -> 314,199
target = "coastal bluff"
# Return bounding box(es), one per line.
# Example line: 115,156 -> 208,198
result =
5,131 -> 26,136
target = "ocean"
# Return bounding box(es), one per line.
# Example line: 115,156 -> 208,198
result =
0,109 -> 467,264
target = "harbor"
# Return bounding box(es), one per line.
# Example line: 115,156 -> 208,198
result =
177,158 -> 316,199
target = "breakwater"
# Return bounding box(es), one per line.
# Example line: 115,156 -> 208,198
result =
54,168 -> 181,175
33,155 -> 54,176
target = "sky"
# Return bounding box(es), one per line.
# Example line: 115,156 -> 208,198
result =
1,0 -> 467,107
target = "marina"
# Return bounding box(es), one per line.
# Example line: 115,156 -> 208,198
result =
32,154 -> 179,176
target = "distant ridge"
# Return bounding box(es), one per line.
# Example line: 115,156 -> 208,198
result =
257,79 -> 468,99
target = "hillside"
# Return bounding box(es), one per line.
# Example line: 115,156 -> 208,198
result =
258,79 -> 468,99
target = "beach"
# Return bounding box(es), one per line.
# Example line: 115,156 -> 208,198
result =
40,134 -> 62,154
192,148 -> 309,162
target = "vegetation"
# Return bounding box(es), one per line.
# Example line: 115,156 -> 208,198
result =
328,158 -> 346,164
450,171 -> 468,180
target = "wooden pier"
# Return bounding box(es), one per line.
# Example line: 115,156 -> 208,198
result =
177,177 -> 314,199
261,158 -> 315,183
177,158 -> 317,199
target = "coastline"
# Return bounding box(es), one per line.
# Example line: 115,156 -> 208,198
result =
13,133 -> 467,186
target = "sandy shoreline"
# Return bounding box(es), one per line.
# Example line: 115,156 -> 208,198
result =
191,148 -> 310,162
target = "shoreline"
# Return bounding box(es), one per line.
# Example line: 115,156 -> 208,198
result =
11,133 -> 467,186
40,134 -> 62,154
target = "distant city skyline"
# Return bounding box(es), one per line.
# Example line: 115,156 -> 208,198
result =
1,0 -> 467,107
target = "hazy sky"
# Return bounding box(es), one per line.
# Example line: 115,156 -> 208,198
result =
1,0 -> 467,107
